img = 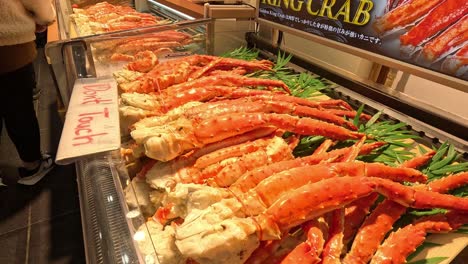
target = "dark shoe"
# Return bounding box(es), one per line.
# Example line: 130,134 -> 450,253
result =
18,154 -> 55,185
0,170 -> 6,187
33,87 -> 42,100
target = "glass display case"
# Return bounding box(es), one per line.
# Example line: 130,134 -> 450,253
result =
46,18 -> 211,263
46,1 -> 467,263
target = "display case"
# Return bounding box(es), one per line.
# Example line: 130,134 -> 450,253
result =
47,18 -> 211,263
46,1 -> 467,263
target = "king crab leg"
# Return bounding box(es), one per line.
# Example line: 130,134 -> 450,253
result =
191,98 -> 358,130
257,176 -> 468,241
239,161 -> 426,217
343,151 -> 436,264
143,127 -> 278,190
174,176 -> 468,264
370,211 -> 468,264
195,113 -> 364,144
373,0 -> 441,35
118,55 -> 279,93
277,218 -> 327,264
187,56 -> 274,81
352,171 -> 468,263
248,139 -> 368,263
312,139 -> 335,156
121,90 -> 356,126
178,97 -> 357,130
186,136 -> 295,187
421,15 -> 468,62
400,0 -> 468,54
325,109 -> 372,121
124,50 -> 159,73
230,141 -> 386,194
166,74 -> 290,94
342,193 -> 380,247
320,137 -> 367,263
321,208 -> 345,264
132,112 -> 364,162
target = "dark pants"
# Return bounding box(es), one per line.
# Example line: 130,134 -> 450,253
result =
0,63 -> 41,162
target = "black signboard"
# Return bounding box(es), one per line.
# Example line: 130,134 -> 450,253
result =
258,0 -> 468,82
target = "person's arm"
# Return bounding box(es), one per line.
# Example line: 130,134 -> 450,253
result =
21,0 -> 56,26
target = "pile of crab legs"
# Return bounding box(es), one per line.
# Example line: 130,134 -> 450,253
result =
114,53 -> 468,264
72,2 -> 170,33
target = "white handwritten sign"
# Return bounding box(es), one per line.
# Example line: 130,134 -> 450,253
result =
56,77 -> 120,165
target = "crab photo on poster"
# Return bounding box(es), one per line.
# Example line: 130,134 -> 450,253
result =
374,0 -> 468,79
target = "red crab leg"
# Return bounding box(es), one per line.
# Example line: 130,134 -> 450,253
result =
192,137 -> 294,187
321,208 -> 345,264
161,86 -> 272,112
400,150 -> 436,168
338,136 -> 366,162
315,100 -> 354,111
226,94 -> 354,111
370,211 -> 468,264
206,67 -> 248,76
241,162 -> 426,216
187,57 -> 223,81
422,15 -> 468,62
166,75 -> 291,94
110,53 -> 134,62
114,41 -> 182,54
400,0 -> 468,47
313,139 -> 335,155
138,127 -> 277,179
322,137 -> 366,260
325,109 -> 372,121
119,31 -> 192,43
322,137 -> 372,261
193,136 -> 278,169
343,151 -> 436,264
189,127 -> 276,160
342,193 -> 380,246
373,0 -> 441,34
343,200 -> 408,264
195,113 -> 364,145
426,171 -> 468,193
338,137 -> 380,245
188,57 -> 274,81
257,176 -> 468,240
230,142 -> 386,193
125,51 -> 158,73
130,92 -> 356,130
280,218 -> 327,264
246,219 -> 326,264
243,156 -> 426,206
185,98 -> 358,130
256,139 -> 363,263
328,161 -> 427,183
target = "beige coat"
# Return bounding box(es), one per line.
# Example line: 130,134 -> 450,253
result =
0,0 -> 56,74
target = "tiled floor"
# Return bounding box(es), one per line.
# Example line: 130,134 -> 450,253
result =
0,49 -> 85,263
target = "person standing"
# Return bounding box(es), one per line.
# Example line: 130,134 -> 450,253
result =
0,0 -> 56,185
